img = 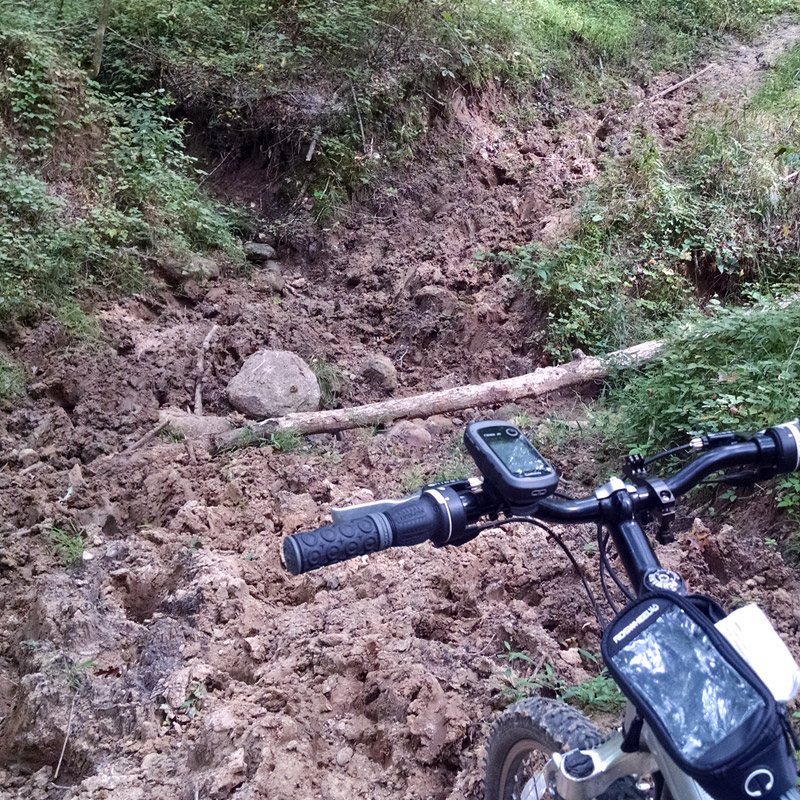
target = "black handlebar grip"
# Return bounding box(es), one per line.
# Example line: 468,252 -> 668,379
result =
384,493 -> 447,547
282,513 -> 393,575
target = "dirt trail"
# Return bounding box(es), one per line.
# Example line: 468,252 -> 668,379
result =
709,16 -> 800,98
1,18 -> 800,800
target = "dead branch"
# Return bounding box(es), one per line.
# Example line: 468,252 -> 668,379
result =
194,324 -> 219,416
214,339 -> 662,450
641,64 -> 715,105
54,694 -> 76,781
351,82 -> 368,155
122,420 -> 170,455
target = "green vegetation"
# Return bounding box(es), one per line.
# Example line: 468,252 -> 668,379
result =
48,523 -> 87,566
755,42 -> 800,108
0,14 -> 242,324
492,112 -> 799,360
611,298 -> 800,452
499,643 -> 625,712
0,353 -> 24,401
266,428 -> 305,453
64,656 -> 96,691
159,424 -> 186,443
311,357 -> 347,409
609,298 -> 800,539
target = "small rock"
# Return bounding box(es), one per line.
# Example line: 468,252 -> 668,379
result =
336,746 -> 354,766
158,407 -> 234,451
277,492 -> 318,532
17,449 -> 39,468
491,405 -> 525,421
82,551 -> 94,562
244,242 -> 277,262
423,415 -> 454,435
205,287 -> 227,303
68,463 -> 84,489
227,350 -> 320,418
361,355 -> 398,392
105,541 -> 129,560
386,421 -> 432,454
251,261 -> 285,294
182,279 -> 205,301
414,285 -> 459,316
160,254 -> 220,283
559,648 -> 583,668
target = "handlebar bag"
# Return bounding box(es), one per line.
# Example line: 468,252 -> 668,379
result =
601,591 -> 798,800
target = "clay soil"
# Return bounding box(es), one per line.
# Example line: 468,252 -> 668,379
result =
1,19 -> 800,800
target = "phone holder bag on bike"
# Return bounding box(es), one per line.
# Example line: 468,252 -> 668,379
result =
602,591 -> 798,800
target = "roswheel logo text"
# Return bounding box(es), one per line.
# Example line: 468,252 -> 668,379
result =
744,768 -> 775,798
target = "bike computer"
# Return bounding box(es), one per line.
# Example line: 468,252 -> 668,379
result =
464,421 -> 559,507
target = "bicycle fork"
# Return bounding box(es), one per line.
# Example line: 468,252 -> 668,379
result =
532,702 -> 790,800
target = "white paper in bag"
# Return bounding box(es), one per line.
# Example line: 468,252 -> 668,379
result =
715,603 -> 800,703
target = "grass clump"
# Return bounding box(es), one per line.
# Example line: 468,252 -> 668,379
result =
311,357 -> 346,409
755,42 -> 800,110
0,354 -> 24,402
48,523 -> 87,566
499,643 -> 625,713
266,428 -> 305,453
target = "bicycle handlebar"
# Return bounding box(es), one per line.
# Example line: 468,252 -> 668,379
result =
282,419 -> 800,575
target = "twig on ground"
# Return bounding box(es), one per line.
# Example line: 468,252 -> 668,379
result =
194,324 -> 219,416
54,694 -> 77,781
639,64 -> 715,105
351,83 -> 368,154
121,420 -> 170,455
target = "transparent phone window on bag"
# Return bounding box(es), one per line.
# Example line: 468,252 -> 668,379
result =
615,607 -> 764,760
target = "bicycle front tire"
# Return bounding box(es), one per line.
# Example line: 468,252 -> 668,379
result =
483,697 -> 645,800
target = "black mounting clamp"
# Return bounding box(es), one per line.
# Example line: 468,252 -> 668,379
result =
638,476 -> 676,544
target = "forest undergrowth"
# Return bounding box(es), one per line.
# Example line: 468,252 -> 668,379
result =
1,1 -> 800,521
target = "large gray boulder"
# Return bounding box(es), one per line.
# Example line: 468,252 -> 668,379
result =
226,350 -> 320,418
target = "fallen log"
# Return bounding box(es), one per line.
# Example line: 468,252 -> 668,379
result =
213,339 -> 663,451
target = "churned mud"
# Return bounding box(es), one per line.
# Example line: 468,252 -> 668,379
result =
1,18 -> 800,800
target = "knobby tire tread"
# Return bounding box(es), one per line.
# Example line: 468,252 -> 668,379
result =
483,697 -> 645,800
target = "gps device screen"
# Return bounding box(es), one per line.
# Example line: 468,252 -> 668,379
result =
464,422 -> 559,505
478,427 -> 550,476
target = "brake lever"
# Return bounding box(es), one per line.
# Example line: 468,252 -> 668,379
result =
332,494 -> 422,524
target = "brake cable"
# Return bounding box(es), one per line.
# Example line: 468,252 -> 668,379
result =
597,524 -> 634,613
465,516 -> 608,628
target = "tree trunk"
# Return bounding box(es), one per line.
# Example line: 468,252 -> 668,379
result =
89,0 -> 113,79
213,339 -> 662,451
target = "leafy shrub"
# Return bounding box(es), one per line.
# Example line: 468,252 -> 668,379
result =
610,297 -> 800,452
0,25 -> 242,324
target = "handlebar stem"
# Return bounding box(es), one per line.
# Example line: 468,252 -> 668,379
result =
600,489 -> 661,595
